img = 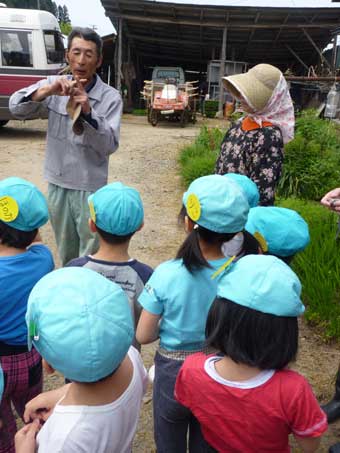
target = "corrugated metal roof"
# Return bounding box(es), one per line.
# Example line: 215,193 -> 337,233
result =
102,0 -> 340,72
144,0 -> 339,7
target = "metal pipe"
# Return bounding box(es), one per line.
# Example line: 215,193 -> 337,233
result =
285,76 -> 340,81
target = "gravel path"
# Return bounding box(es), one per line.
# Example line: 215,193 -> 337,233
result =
0,115 -> 339,451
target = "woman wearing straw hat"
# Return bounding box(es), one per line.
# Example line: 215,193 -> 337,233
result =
215,64 -> 295,206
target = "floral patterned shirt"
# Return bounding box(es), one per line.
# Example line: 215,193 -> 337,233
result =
215,120 -> 284,206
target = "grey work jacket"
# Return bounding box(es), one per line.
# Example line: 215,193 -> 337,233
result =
9,75 -> 122,192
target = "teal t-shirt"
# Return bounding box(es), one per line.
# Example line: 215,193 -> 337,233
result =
138,257 -> 227,351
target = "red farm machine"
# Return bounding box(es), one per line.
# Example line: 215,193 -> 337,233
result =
142,79 -> 198,127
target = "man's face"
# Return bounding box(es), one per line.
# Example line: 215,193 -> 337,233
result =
66,37 -> 102,83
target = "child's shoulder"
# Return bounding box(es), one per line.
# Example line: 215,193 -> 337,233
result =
65,255 -> 91,268
128,260 -> 153,283
181,352 -> 209,372
25,243 -> 54,266
273,368 -> 312,393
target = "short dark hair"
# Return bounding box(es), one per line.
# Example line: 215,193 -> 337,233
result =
206,297 -> 298,370
68,27 -> 103,57
96,225 -> 134,245
0,221 -> 38,249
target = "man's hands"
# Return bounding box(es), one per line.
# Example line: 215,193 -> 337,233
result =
321,188 -> 340,213
31,76 -> 90,114
15,419 -> 41,453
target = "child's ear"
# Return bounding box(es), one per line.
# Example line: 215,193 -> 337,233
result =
184,216 -> 195,233
88,218 -> 97,233
42,359 -> 55,375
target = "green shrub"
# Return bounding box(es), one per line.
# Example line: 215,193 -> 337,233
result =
132,109 -> 147,116
178,126 -> 226,186
204,100 -> 219,118
277,110 -> 340,200
278,198 -> 340,339
181,154 -> 217,186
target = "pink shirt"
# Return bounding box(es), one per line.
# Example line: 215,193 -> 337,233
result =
175,353 -> 327,453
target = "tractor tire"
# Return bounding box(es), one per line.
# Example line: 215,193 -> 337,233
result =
150,110 -> 158,127
180,111 -> 188,128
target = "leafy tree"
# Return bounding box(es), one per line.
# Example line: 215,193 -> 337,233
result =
62,5 -> 70,23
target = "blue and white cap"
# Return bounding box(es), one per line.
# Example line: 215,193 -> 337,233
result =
26,267 -> 134,382
88,182 -> 144,236
217,254 -> 304,317
224,173 -> 259,208
0,177 -> 48,231
182,175 -> 249,233
246,206 -> 310,257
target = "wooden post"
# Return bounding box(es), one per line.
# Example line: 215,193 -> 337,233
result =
218,26 -> 228,115
332,35 -> 338,72
116,18 -> 123,92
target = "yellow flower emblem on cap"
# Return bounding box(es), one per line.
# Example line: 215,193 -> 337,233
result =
254,231 -> 268,253
0,196 -> 19,223
88,200 -> 96,223
186,194 -> 201,222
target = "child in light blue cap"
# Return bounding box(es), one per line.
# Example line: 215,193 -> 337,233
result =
67,181 -> 153,350
0,177 -> 54,452
175,255 -> 327,453
222,173 -> 261,257
15,267 -> 148,453
245,206 -> 310,264
224,173 -> 260,208
136,174 -> 254,452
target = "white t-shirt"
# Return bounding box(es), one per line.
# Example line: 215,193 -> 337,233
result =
37,347 -> 148,453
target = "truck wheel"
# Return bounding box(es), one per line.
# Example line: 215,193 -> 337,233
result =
0,120 -> 9,127
180,111 -> 188,128
150,110 -> 158,127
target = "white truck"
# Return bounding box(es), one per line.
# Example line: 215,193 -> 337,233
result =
0,6 -> 65,125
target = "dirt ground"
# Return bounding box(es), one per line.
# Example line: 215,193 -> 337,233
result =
1,115 -> 340,451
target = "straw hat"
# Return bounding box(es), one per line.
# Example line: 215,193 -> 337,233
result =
222,64 -> 282,112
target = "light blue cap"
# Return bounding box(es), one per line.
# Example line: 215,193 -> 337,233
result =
182,175 -> 249,233
0,365 -> 3,402
224,173 -> 260,208
217,255 -> 305,317
88,182 -> 144,236
26,267 -> 134,382
246,207 -> 310,257
0,177 -> 48,231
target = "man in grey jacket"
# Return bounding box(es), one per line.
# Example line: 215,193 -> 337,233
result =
9,28 -> 122,265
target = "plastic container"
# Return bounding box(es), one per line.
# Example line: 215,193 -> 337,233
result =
325,84 -> 340,118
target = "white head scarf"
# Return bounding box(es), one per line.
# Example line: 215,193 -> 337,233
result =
245,74 -> 295,144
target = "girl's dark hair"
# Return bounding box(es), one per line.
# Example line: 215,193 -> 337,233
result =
176,226 -> 236,273
95,226 -> 134,245
0,221 -> 38,249
206,297 -> 298,370
176,206 -> 261,273
242,230 -> 262,256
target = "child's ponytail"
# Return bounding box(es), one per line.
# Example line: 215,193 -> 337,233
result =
176,225 -> 236,273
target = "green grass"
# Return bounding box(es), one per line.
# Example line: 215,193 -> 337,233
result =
178,126 -> 226,187
277,198 -> 340,340
178,120 -> 340,340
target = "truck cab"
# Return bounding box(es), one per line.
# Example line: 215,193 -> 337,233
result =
151,66 -> 185,85
0,7 -> 65,125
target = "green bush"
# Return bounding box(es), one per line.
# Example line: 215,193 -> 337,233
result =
178,126 -> 226,187
181,154 -> 218,186
278,198 -> 340,339
277,110 -> 340,200
132,109 -> 147,116
204,100 -> 219,118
